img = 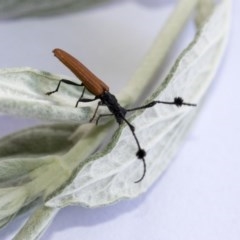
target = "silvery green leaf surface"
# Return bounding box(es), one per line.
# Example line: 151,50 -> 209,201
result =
0,68 -> 95,123
0,0 -> 231,238
13,207 -> 58,240
0,124 -> 78,158
0,0 -> 111,19
45,0 -> 231,208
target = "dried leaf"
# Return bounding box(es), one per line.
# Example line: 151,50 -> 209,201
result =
0,124 -> 78,158
45,0 -> 230,208
0,0 -> 111,19
0,0 -> 231,238
0,68 -> 94,123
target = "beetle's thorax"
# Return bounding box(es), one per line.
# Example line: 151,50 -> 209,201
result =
100,91 -> 126,124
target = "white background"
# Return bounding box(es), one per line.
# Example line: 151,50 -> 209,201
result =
0,0 -> 239,239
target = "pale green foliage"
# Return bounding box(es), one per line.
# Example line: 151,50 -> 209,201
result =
0,0 -> 111,19
0,0 -> 231,239
0,187 -> 27,228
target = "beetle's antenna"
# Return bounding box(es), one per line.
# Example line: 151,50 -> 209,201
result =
126,97 -> 197,112
121,117 -> 146,183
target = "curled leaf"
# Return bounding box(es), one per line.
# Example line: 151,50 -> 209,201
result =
0,187 -> 27,229
0,0 -> 231,238
0,124 -> 78,158
0,68 -> 95,123
0,0 -> 111,19
46,0 -> 231,208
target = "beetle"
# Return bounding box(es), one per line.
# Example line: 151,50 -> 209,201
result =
46,48 -> 196,182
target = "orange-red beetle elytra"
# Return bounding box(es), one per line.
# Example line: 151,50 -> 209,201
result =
46,48 -> 197,183
53,49 -> 109,96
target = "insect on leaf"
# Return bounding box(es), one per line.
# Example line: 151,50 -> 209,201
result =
45,0 -> 231,208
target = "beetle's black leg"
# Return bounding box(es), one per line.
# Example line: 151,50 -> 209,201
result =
75,87 -> 86,107
89,101 -> 106,122
46,79 -> 83,95
76,96 -> 98,104
95,113 -> 114,125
